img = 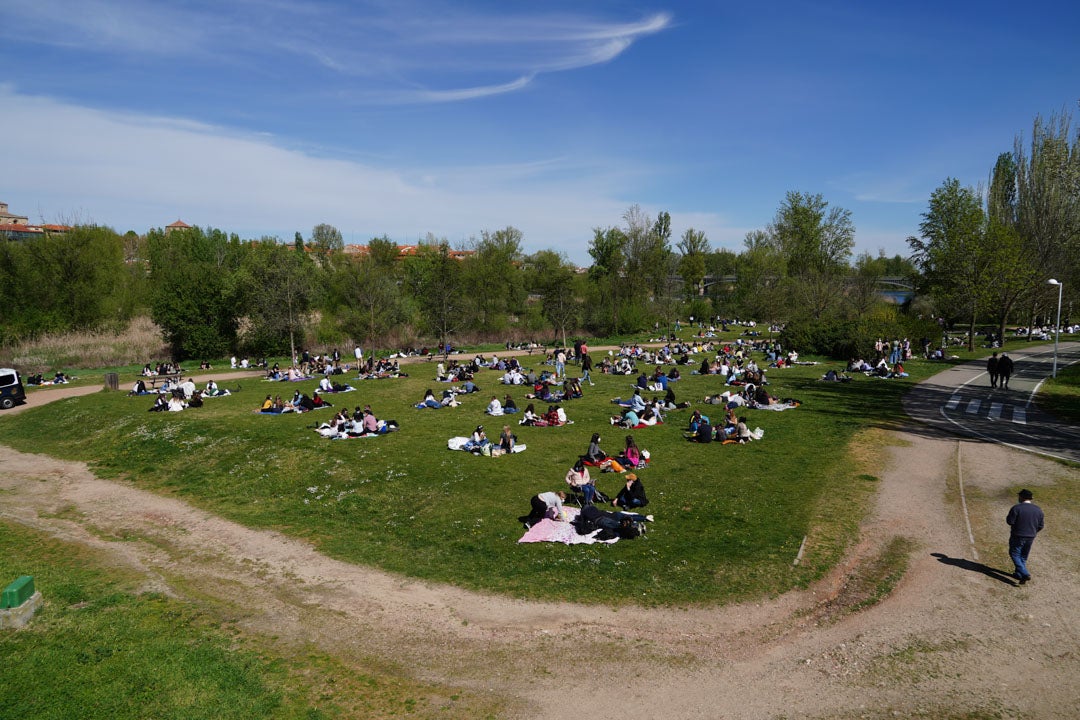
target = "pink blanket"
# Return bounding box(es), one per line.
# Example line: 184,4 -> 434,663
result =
517,507 -> 618,545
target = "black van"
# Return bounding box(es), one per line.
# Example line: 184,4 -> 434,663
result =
0,368 -> 26,409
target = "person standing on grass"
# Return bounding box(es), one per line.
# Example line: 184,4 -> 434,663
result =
997,352 -> 1014,390
1006,489 -> 1044,584
987,351 -> 999,389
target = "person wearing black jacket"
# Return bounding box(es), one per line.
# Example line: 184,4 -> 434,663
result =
986,351 -> 999,389
1006,489 -> 1044,584
997,352 -> 1015,390
613,473 -> 648,509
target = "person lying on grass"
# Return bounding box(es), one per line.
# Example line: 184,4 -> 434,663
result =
574,504 -> 653,539
416,388 -> 442,409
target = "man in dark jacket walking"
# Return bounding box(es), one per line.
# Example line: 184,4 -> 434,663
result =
986,351 -> 999,388
1006,489 -> 1044,584
997,352 -> 1015,390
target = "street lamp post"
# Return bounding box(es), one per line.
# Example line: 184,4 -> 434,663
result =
1048,279 -> 1063,378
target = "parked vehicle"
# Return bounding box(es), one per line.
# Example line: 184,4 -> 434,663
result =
0,368 -> 26,409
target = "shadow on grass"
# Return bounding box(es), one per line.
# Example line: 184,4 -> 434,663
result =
930,552 -> 1017,586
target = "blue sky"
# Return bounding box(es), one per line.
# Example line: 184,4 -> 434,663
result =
1,0 -> 1077,265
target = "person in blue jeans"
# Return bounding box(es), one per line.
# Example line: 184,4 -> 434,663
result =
613,474 -> 648,510
1006,489 -> 1044,584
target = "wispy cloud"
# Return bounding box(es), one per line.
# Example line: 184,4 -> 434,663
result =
0,87 -> 738,263
0,2 -> 672,105
381,74 -> 536,105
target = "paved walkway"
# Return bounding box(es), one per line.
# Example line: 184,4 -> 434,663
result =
902,341 -> 1080,463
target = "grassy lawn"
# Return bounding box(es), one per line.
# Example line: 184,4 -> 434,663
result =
0,521 -> 499,719
0,330 -> 962,607
1036,361 -> 1080,424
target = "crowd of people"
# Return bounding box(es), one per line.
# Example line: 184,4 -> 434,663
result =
124,324 -> 858,543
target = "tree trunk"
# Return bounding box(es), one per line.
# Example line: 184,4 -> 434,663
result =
967,305 -> 977,352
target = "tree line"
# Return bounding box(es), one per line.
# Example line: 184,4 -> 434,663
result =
2,111 -> 1075,361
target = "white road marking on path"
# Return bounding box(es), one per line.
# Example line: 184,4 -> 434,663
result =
956,442 -> 978,561
945,396 -> 960,411
988,402 -> 1002,421
965,398 -> 981,414
1012,407 -> 1026,424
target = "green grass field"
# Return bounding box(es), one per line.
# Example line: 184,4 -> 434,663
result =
4,332 -> 1079,719
2,339 -> 944,607
0,520 -> 500,719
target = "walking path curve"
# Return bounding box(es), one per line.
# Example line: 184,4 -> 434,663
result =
1,360 -> 1078,718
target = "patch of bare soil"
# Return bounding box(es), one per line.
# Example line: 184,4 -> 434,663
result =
2,386 -> 1078,718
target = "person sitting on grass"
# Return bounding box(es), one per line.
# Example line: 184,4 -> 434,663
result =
503,395 -> 519,414
611,387 -> 647,413
565,459 -> 596,505
735,416 -> 753,443
617,435 -> 644,468
499,425 -> 516,453
519,403 -> 540,425
613,473 -> 648,510
584,432 -> 610,466
465,425 -> 490,452
610,407 -> 639,429
485,395 -> 504,416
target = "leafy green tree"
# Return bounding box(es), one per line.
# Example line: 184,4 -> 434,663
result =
1013,112 -> 1080,330
846,252 -> 888,320
147,226 -> 244,360
460,227 -> 526,333
587,226 -> 627,334
983,151 -> 1038,341
403,240 -> 464,352
0,226 -> 133,341
767,191 -> 855,277
727,230 -> 783,320
310,223 -> 343,267
327,253 -> 406,349
366,235 -> 401,270
526,250 -> 581,346
908,178 -> 989,350
238,240 -> 317,361
676,228 -> 710,297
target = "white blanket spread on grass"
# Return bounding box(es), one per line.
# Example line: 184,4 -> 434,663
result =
447,437 -> 527,453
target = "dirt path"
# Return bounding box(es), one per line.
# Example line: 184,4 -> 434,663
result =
2,385 -> 1078,718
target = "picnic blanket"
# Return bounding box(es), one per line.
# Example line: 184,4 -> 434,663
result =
518,507 -> 618,545
631,421 -> 664,429
750,402 -> 799,411
447,437 -> 527,454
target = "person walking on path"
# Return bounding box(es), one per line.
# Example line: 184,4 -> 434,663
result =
997,352 -> 1015,390
986,351 -> 999,389
1006,489 -> 1044,584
